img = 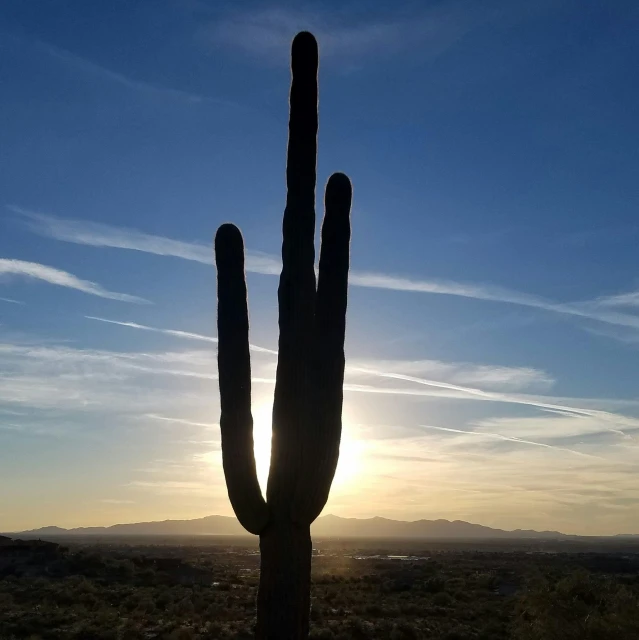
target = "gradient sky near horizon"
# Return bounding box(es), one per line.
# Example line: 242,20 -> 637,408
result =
1,0 -> 639,535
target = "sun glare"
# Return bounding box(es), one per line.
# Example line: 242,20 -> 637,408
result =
252,403 -> 274,492
251,402 -> 364,495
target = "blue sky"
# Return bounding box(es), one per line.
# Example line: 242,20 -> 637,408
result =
1,0 -> 639,534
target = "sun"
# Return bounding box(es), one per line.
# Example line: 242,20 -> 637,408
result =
251,402 -> 363,496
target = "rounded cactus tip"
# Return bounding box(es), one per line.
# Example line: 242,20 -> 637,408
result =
215,223 -> 244,256
293,31 -> 317,47
292,31 -> 318,64
328,172 -> 351,188
326,172 -> 352,199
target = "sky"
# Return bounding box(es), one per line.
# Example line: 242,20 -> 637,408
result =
1,0 -> 639,535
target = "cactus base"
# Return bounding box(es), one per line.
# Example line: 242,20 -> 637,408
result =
256,520 -> 312,639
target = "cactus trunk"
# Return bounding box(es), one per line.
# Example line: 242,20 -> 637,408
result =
256,521 -> 312,639
215,31 -> 352,639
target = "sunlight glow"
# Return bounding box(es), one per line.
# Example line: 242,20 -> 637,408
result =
252,402 -> 273,492
251,402 -> 365,495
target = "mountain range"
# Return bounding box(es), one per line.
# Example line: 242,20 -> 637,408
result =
7,514 -> 627,539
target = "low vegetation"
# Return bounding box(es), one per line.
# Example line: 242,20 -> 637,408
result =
1,536 -> 638,639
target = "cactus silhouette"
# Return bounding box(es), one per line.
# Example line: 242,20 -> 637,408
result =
214,31 -> 352,639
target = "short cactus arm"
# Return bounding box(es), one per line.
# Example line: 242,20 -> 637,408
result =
269,31 -> 319,510
293,172 -> 352,524
315,173 -> 352,364
215,223 -> 269,535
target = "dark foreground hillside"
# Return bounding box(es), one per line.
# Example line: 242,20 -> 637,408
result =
1,535 -> 638,639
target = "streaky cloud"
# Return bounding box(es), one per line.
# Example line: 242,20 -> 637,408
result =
12,206 -> 281,275
16,206 -> 639,332
595,290 -> 639,308
86,316 -> 551,393
198,4 -> 509,64
351,366 -> 637,434
0,297 -> 24,304
476,414 -> 631,442
349,357 -> 553,392
144,414 -> 218,429
15,36 -> 236,107
127,480 -> 209,492
79,313 -> 639,437
85,315 -> 278,354
349,272 -> 639,331
0,341 -> 219,412
0,258 -> 148,304
418,424 -> 608,461
12,206 -> 213,263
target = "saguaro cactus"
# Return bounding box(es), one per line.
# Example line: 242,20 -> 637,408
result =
214,31 -> 352,639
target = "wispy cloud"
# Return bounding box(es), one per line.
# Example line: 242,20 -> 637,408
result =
13,206 -> 212,263
418,424 -> 608,461
77,313 -> 639,438
85,315 -> 278,354
11,206 -> 281,275
349,271 -> 639,332
17,206 -> 639,333
0,341 -> 221,412
198,4 -> 488,65
86,316 -> 216,342
19,36 -> 234,107
351,366 -> 639,434
144,414 -> 218,429
0,336 -> 274,420
84,315 -> 553,393
596,290 -> 639,308
0,258 -> 148,303
0,297 -> 24,305
350,357 -> 553,392
475,414 -> 634,443
584,325 -> 639,346
0,421 -> 68,438
127,480 -> 211,494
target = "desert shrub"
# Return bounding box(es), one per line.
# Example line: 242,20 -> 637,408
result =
390,620 -> 421,639
309,628 -> 335,639
433,591 -> 453,607
514,570 -> 639,640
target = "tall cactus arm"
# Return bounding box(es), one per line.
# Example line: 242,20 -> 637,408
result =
269,31 -> 319,511
293,172 -> 352,525
215,223 -> 269,535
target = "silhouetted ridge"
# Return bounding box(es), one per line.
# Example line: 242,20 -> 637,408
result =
7,514 -> 576,539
